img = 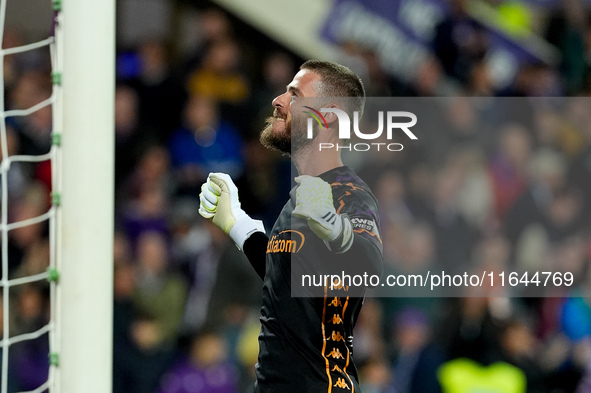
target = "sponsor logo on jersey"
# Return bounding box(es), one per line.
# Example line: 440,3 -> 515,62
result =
350,217 -> 377,232
266,230 -> 305,254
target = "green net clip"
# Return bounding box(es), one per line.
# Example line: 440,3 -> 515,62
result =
52,0 -> 62,12
49,353 -> 60,367
52,133 -> 61,146
51,192 -> 61,207
51,72 -> 62,85
47,268 -> 60,283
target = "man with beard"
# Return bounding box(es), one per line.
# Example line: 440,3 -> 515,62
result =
199,60 -> 383,393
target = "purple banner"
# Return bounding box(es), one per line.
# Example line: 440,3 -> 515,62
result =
320,0 -> 558,89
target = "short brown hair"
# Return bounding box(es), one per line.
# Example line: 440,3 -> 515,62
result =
300,60 -> 366,117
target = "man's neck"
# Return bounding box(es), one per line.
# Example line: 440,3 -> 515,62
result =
292,146 -> 343,177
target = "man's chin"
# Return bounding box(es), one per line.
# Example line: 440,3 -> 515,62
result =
260,126 -> 292,155
271,119 -> 287,131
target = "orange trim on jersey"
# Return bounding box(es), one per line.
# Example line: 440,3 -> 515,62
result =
321,284 -> 333,393
330,182 -> 364,192
336,199 -> 346,214
353,228 -> 383,244
341,296 -> 354,393
348,182 -> 364,191
343,346 -> 354,393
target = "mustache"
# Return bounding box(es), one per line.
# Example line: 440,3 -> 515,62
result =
273,108 -> 287,119
264,115 -> 275,128
263,115 -> 289,135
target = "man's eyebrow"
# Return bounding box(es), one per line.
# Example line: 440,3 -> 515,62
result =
287,85 -> 302,95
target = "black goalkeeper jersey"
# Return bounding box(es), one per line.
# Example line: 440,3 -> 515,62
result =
243,166 -> 383,393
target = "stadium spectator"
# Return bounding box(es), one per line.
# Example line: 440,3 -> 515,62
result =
169,96 -> 244,193
545,0 -> 590,95
10,284 -> 50,392
433,0 -> 488,83
130,39 -> 187,140
488,123 -> 532,221
120,184 -> 170,246
132,231 -> 188,345
157,330 -> 239,393
187,38 -> 249,105
389,308 -> 443,393
115,85 -> 160,188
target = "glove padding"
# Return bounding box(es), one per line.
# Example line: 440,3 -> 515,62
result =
292,175 -> 353,253
199,172 -> 265,249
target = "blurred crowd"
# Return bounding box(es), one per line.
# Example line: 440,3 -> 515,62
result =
1,1 -> 591,392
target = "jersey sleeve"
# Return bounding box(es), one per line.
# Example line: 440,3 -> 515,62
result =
332,182 -> 383,277
242,231 -> 269,280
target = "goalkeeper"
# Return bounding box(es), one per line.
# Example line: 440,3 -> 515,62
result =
199,60 -> 383,393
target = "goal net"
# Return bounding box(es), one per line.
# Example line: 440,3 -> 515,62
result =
0,0 -> 115,392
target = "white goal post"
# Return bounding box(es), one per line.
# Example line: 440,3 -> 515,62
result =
55,0 -> 115,392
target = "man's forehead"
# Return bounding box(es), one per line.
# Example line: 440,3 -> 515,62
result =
288,69 -> 321,95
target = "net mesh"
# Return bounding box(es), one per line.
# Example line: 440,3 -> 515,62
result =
0,1 -> 61,392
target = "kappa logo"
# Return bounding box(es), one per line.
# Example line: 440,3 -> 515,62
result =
329,297 -> 343,307
266,230 -> 305,254
332,280 -> 349,291
334,378 -> 350,390
332,365 -> 344,373
327,348 -> 345,360
328,331 -> 345,342
329,314 -> 344,325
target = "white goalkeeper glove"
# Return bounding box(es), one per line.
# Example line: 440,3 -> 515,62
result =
292,175 -> 353,253
199,172 -> 265,250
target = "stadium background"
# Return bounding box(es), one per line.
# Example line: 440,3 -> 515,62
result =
3,0 -> 591,391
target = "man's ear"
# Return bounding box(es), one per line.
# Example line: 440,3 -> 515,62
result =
322,103 -> 340,125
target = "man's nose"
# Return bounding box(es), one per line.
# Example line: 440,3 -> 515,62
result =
272,92 -> 289,109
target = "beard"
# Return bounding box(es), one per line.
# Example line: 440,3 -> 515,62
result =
260,110 -> 313,156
